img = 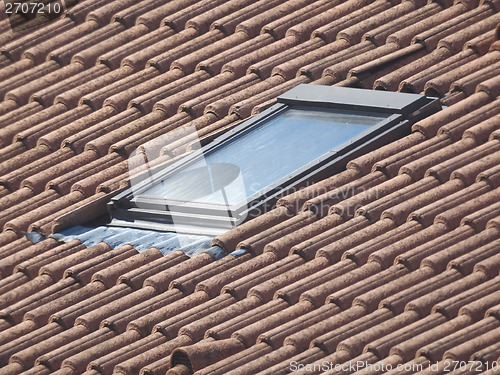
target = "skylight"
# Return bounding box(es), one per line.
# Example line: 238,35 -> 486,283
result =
109,85 -> 441,235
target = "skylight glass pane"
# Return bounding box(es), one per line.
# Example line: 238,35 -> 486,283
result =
141,107 -> 388,206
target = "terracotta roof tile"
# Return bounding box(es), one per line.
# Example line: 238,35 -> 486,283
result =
2,18 -> 76,62
49,22 -> 126,66
400,48 -> 476,93
408,180 -> 491,227
0,60 -> 59,105
61,329 -> 140,374
85,0 -> 137,26
169,254 -> 247,296
179,298 -> 262,343
143,253 -> 213,293
341,310 -> 421,358
31,65 -> 108,109
116,335 -> 193,375
229,75 -> 302,118
418,316 -> 500,362
310,308 -> 392,355
255,1 -> 325,41
384,268 -> 469,315
303,171 -> 386,217
373,133 -> 449,178
249,37 -> 322,79
237,211 -> 316,255
450,56 -> 500,98
0,98 -> 18,118
474,249 -> 500,278
442,12 -> 500,53
331,173 -> 413,220
181,74 -> 260,118
146,30 -> 223,73
354,266 -> 437,313
50,282 -> 130,329
425,51 -> 500,97
0,230 -> 20,249
84,110 -> 168,157
0,190 -> 61,231
0,231 -> 42,271
153,294 -> 232,340
227,344 -> 299,375
355,43 -> 431,89
277,169 -> 360,214
360,177 -> 439,225
36,328 -> 111,371
471,341 -> 500,364
390,314 -> 472,363
26,281 -> 106,328
316,218 -> 395,264
0,320 -> 43,345
90,247 -> 161,288
379,47 -> 452,90
367,3 -> 441,46
1,277 -> 79,325
58,107 -> 130,153
0,102 -> 54,147
444,326 -> 500,362
259,303 -> 340,351
229,300 -> 313,349
347,222 -> 423,267
74,24 -> 150,67
421,226 -> 499,274
434,275 -> 500,320
16,106 -> 93,151
0,321 -> 64,367
87,332 -> 166,375
10,325 -> 89,372
0,272 -> 30,297
310,0 -> 385,44
367,313 -> 447,359
321,42 -> 396,84
6,63 -> 83,107
55,66 -> 133,109
221,255 -> 298,300
414,4 -> 495,52
0,59 -> 34,86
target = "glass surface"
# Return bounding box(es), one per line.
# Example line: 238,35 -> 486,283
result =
141,108 -> 388,206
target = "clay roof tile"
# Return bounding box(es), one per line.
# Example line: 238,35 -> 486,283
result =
206,298 -> 287,341
390,314 -> 472,362
437,11 -> 500,54
422,226 -> 499,275
116,335 -> 193,375
297,261 -> 374,308
434,275 -> 500,320
316,218 -> 395,265
1,277 -> 80,325
473,249 -> 500,278
408,180 -> 491,228
311,308 -> 392,355
417,316 -> 500,362
0,321 -> 64,368
380,268 -> 463,315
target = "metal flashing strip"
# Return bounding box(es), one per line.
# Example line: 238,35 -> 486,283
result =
47,225 -> 214,257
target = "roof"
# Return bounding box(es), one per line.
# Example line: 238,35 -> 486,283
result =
0,0 -> 499,374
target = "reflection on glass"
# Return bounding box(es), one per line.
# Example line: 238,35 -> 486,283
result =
141,108 -> 388,205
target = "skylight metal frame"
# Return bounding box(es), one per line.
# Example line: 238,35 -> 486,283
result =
109,85 -> 441,235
